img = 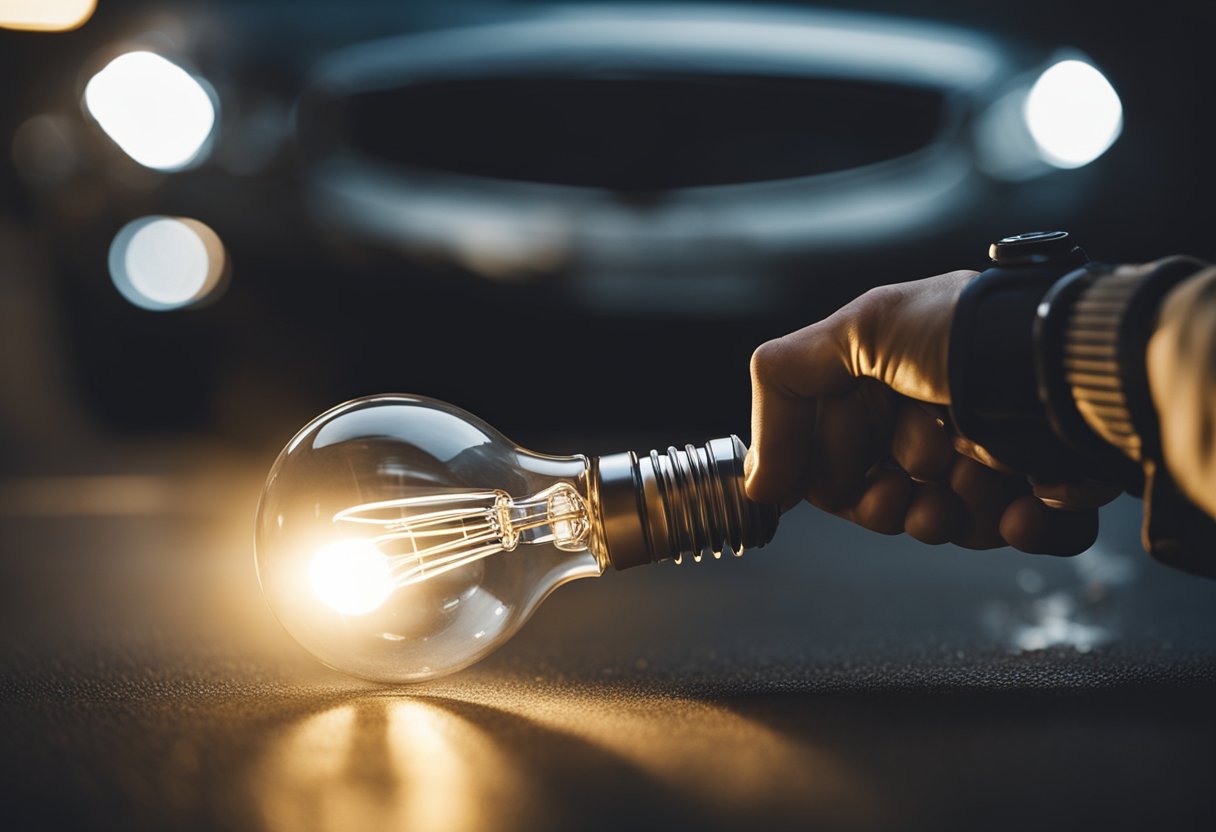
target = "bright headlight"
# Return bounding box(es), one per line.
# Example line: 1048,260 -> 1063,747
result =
1024,59 -> 1122,169
84,51 -> 217,171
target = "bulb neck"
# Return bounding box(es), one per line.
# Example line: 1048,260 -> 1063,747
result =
590,436 -> 779,570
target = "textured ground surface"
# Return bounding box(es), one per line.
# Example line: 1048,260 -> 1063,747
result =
1,462 -> 1214,831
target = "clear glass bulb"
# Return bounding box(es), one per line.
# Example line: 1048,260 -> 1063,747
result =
256,395 -> 777,683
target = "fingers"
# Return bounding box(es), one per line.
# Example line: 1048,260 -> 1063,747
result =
951,506 -> 1007,550
949,455 -> 1024,508
892,401 -> 954,480
849,468 -> 911,535
904,482 -> 962,544
807,385 -> 891,511
746,322 -> 859,506
999,496 -> 1100,556
949,457 -> 1026,550
745,381 -> 815,508
840,466 -> 966,544
824,437 -> 1107,556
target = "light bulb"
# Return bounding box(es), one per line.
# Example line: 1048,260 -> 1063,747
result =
255,395 -> 779,682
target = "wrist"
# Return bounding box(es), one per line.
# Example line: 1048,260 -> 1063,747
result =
947,231 -> 1100,480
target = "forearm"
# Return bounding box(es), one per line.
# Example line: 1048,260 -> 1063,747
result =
1147,266 -> 1216,518
947,235 -> 1216,573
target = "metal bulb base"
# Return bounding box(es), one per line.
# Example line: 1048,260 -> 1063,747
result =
591,436 -> 779,570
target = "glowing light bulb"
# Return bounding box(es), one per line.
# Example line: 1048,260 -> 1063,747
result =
256,395 -> 779,682
309,538 -> 395,616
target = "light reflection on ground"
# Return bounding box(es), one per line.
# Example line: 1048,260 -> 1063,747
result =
253,692 -> 878,832
516,692 -> 875,822
254,699 -> 542,832
982,546 -> 1137,653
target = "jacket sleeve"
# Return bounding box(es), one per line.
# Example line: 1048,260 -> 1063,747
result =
1148,266 -> 1216,519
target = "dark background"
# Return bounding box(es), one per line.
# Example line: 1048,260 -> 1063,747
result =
1,1 -> 1215,830
3,0 -> 1214,453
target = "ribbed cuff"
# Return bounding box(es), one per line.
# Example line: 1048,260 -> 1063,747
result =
1063,268 -> 1146,461
1061,257 -> 1209,465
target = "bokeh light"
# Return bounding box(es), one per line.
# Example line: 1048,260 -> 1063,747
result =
84,51 -> 217,171
108,216 -> 227,311
0,0 -> 96,32
1024,59 -> 1122,169
11,114 -> 79,182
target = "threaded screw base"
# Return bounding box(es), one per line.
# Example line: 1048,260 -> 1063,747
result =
592,436 -> 779,570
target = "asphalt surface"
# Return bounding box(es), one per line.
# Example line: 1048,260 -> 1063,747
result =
1,464 -> 1214,831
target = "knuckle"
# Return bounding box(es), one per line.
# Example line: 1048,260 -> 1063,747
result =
861,283 -> 903,307
749,338 -> 787,383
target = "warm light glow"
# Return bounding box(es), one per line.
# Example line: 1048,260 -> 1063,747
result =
84,51 -> 216,170
255,700 -> 532,832
254,695 -> 874,832
0,0 -> 95,31
108,216 -> 227,311
1023,59 -> 1122,169
310,539 -> 395,615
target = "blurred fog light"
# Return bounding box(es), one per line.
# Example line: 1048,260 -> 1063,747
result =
84,51 -> 217,171
0,0 -> 96,31
1024,59 -> 1122,169
108,216 -> 228,310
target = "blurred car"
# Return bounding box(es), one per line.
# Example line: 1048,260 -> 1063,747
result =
1,0 -> 1200,444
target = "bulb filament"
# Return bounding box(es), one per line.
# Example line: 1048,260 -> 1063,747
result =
332,483 -> 590,587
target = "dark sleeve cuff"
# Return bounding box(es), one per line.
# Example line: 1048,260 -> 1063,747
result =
948,261 -> 1122,483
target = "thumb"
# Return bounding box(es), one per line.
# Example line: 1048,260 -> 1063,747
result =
747,307 -> 864,505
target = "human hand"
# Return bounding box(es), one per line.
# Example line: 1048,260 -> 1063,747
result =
746,271 -> 1119,555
